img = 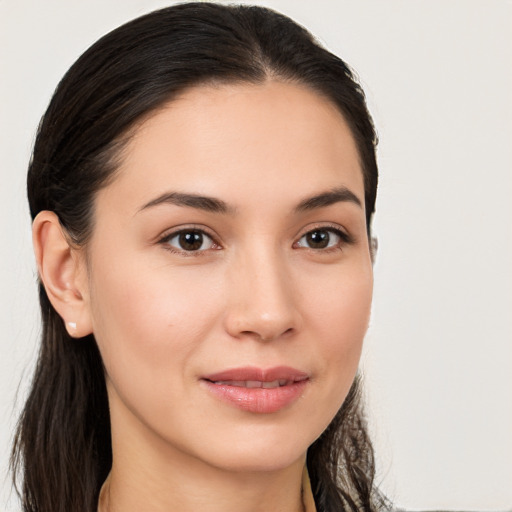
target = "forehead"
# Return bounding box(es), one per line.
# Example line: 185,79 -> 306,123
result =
97,81 -> 364,214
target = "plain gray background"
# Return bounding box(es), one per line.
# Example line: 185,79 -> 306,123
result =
1,1 -> 511,510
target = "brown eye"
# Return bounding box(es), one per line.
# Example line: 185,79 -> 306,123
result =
296,228 -> 344,250
306,230 -> 329,248
166,230 -> 215,252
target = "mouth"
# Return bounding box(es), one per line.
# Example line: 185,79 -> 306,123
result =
201,366 -> 309,414
208,379 -> 300,388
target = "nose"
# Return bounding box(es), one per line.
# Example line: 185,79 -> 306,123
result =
223,249 -> 301,342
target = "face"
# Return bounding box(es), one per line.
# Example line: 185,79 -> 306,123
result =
81,81 -> 373,473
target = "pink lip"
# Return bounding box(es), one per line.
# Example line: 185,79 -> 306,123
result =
201,366 -> 309,414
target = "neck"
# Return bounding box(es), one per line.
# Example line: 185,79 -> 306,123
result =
99,453 -> 305,512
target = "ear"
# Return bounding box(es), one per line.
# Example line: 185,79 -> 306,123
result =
370,236 -> 378,265
32,211 -> 93,338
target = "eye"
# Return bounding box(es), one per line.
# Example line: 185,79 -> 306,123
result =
163,229 -> 217,253
295,228 -> 347,250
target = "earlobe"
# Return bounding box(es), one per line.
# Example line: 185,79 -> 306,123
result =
32,211 -> 93,338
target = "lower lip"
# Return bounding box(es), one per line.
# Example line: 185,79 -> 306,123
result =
201,379 -> 308,414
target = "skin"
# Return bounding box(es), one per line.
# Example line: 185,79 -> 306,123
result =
34,80 -> 373,512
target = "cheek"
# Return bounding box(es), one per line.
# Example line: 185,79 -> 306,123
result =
88,257 -> 222,384
322,275 -> 372,354
302,263 -> 372,396
303,257 -> 372,337
87,260 -> 227,440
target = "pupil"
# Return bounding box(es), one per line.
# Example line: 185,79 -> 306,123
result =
307,230 -> 329,249
179,231 -> 203,250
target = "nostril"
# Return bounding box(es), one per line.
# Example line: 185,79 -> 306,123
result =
239,327 -> 295,342
240,331 -> 274,342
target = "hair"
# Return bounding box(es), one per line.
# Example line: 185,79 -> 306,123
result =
12,3 -> 386,512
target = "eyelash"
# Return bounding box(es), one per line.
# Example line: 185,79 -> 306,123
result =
294,224 -> 354,252
157,224 -> 353,256
158,226 -> 220,257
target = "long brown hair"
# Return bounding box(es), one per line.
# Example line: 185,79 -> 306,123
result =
12,4 -> 386,511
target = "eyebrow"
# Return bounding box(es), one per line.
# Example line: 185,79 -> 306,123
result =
138,185 -> 362,215
295,186 -> 362,212
139,191 -> 233,214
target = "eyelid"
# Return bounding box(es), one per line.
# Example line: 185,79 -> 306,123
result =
297,222 -> 352,240
157,224 -> 222,256
155,222 -> 353,256
293,223 -> 354,249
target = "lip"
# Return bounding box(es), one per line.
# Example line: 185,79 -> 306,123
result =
201,366 -> 309,414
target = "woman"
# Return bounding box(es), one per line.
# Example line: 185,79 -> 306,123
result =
12,3 -> 388,512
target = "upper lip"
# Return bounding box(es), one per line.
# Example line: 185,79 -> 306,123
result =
202,366 -> 309,383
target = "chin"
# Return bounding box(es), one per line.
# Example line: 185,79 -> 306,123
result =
186,423 -> 316,474
209,446 -> 306,474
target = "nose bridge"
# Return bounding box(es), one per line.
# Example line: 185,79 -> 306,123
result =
225,240 -> 299,341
